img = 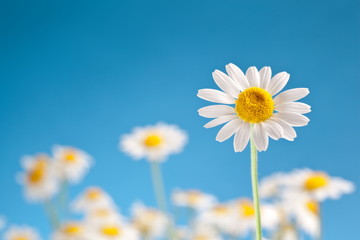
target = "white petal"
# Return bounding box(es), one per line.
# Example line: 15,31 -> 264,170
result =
267,72 -> 290,95
253,124 -> 269,152
226,63 -> 249,90
212,70 -> 240,98
274,88 -> 310,105
198,105 -> 235,118
216,118 -> 242,142
233,122 -> 251,152
262,120 -> 283,140
246,66 -> 260,87
197,89 -> 235,104
270,117 -> 297,141
276,102 -> 311,114
273,112 -> 310,127
259,66 -> 272,89
204,115 -> 238,128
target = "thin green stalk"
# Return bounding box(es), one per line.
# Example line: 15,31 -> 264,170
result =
58,180 -> 69,219
44,200 -> 60,229
250,124 -> 262,240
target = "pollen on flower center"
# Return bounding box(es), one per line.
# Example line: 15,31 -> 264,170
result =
64,151 -> 77,163
214,205 -> 228,215
304,174 -> 328,191
306,201 -> 319,215
27,158 -> 47,184
86,189 -> 102,200
235,87 -> 275,123
144,134 -> 162,147
14,237 -> 29,240
64,224 -> 82,235
240,202 -> 255,217
102,226 -> 121,236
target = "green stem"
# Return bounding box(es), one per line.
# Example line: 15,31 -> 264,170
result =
44,200 -> 60,229
59,180 -> 69,220
250,124 -> 262,240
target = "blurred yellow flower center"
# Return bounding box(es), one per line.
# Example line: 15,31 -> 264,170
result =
64,224 -> 82,235
144,134 -> 162,147
214,205 -> 228,215
102,226 -> 121,236
64,151 -> 77,162
94,209 -> 111,217
86,189 -> 102,200
235,87 -> 274,123
304,174 -> 328,190
193,235 -> 208,240
27,157 -> 48,184
14,237 -> 29,240
240,202 -> 255,217
188,191 -> 201,205
306,201 -> 319,215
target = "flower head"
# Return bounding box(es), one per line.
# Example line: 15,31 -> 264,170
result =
71,187 -> 116,213
131,202 -> 169,239
52,221 -> 95,240
198,64 -> 310,152
120,122 -> 188,162
172,189 -> 217,211
17,153 -> 59,202
4,225 -> 41,240
52,145 -> 92,183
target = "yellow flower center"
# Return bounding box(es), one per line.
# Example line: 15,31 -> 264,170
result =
86,188 -> 102,200
304,174 -> 328,191
27,156 -> 48,184
63,151 -> 77,163
240,202 -> 255,217
214,205 -> 228,215
64,224 -> 82,235
193,235 -> 208,240
144,134 -> 162,147
102,226 -> 121,236
188,191 -> 201,205
235,87 -> 275,123
13,237 -> 29,240
306,201 -> 319,215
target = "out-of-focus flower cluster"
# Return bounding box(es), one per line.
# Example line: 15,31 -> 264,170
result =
1,123 -> 355,240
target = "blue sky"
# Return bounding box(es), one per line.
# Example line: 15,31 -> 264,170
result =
0,0 -> 359,239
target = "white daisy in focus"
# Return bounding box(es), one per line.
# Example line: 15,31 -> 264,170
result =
172,189 -> 217,211
17,154 -> 59,202
72,187 -> 115,213
52,145 -> 92,183
93,222 -> 139,240
285,169 -> 355,202
120,122 -> 188,162
131,202 -> 169,239
197,64 -> 311,152
52,221 -> 95,240
4,225 -> 41,240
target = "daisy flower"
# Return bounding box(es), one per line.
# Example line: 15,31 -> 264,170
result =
259,172 -> 288,199
187,224 -> 223,240
85,207 -> 125,227
71,187 -> 116,213
4,225 -> 41,240
285,169 -> 355,201
52,221 -> 95,240
93,222 -> 139,240
17,153 -> 59,202
52,145 -> 92,183
172,189 -> 217,211
120,122 -> 188,162
131,202 -> 169,239
197,63 -> 311,152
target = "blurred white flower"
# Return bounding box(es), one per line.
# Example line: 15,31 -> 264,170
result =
93,222 -> 139,240
71,187 -> 116,213
259,172 -> 288,199
120,122 -> 188,162
285,169 -> 355,201
17,154 -> 59,202
131,202 -> 169,239
52,145 -> 92,183
4,225 -> 41,240
172,189 -> 217,211
197,64 -> 310,152
0,215 -> 6,230
188,224 -> 223,240
52,221 -> 95,240
85,207 -> 125,227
